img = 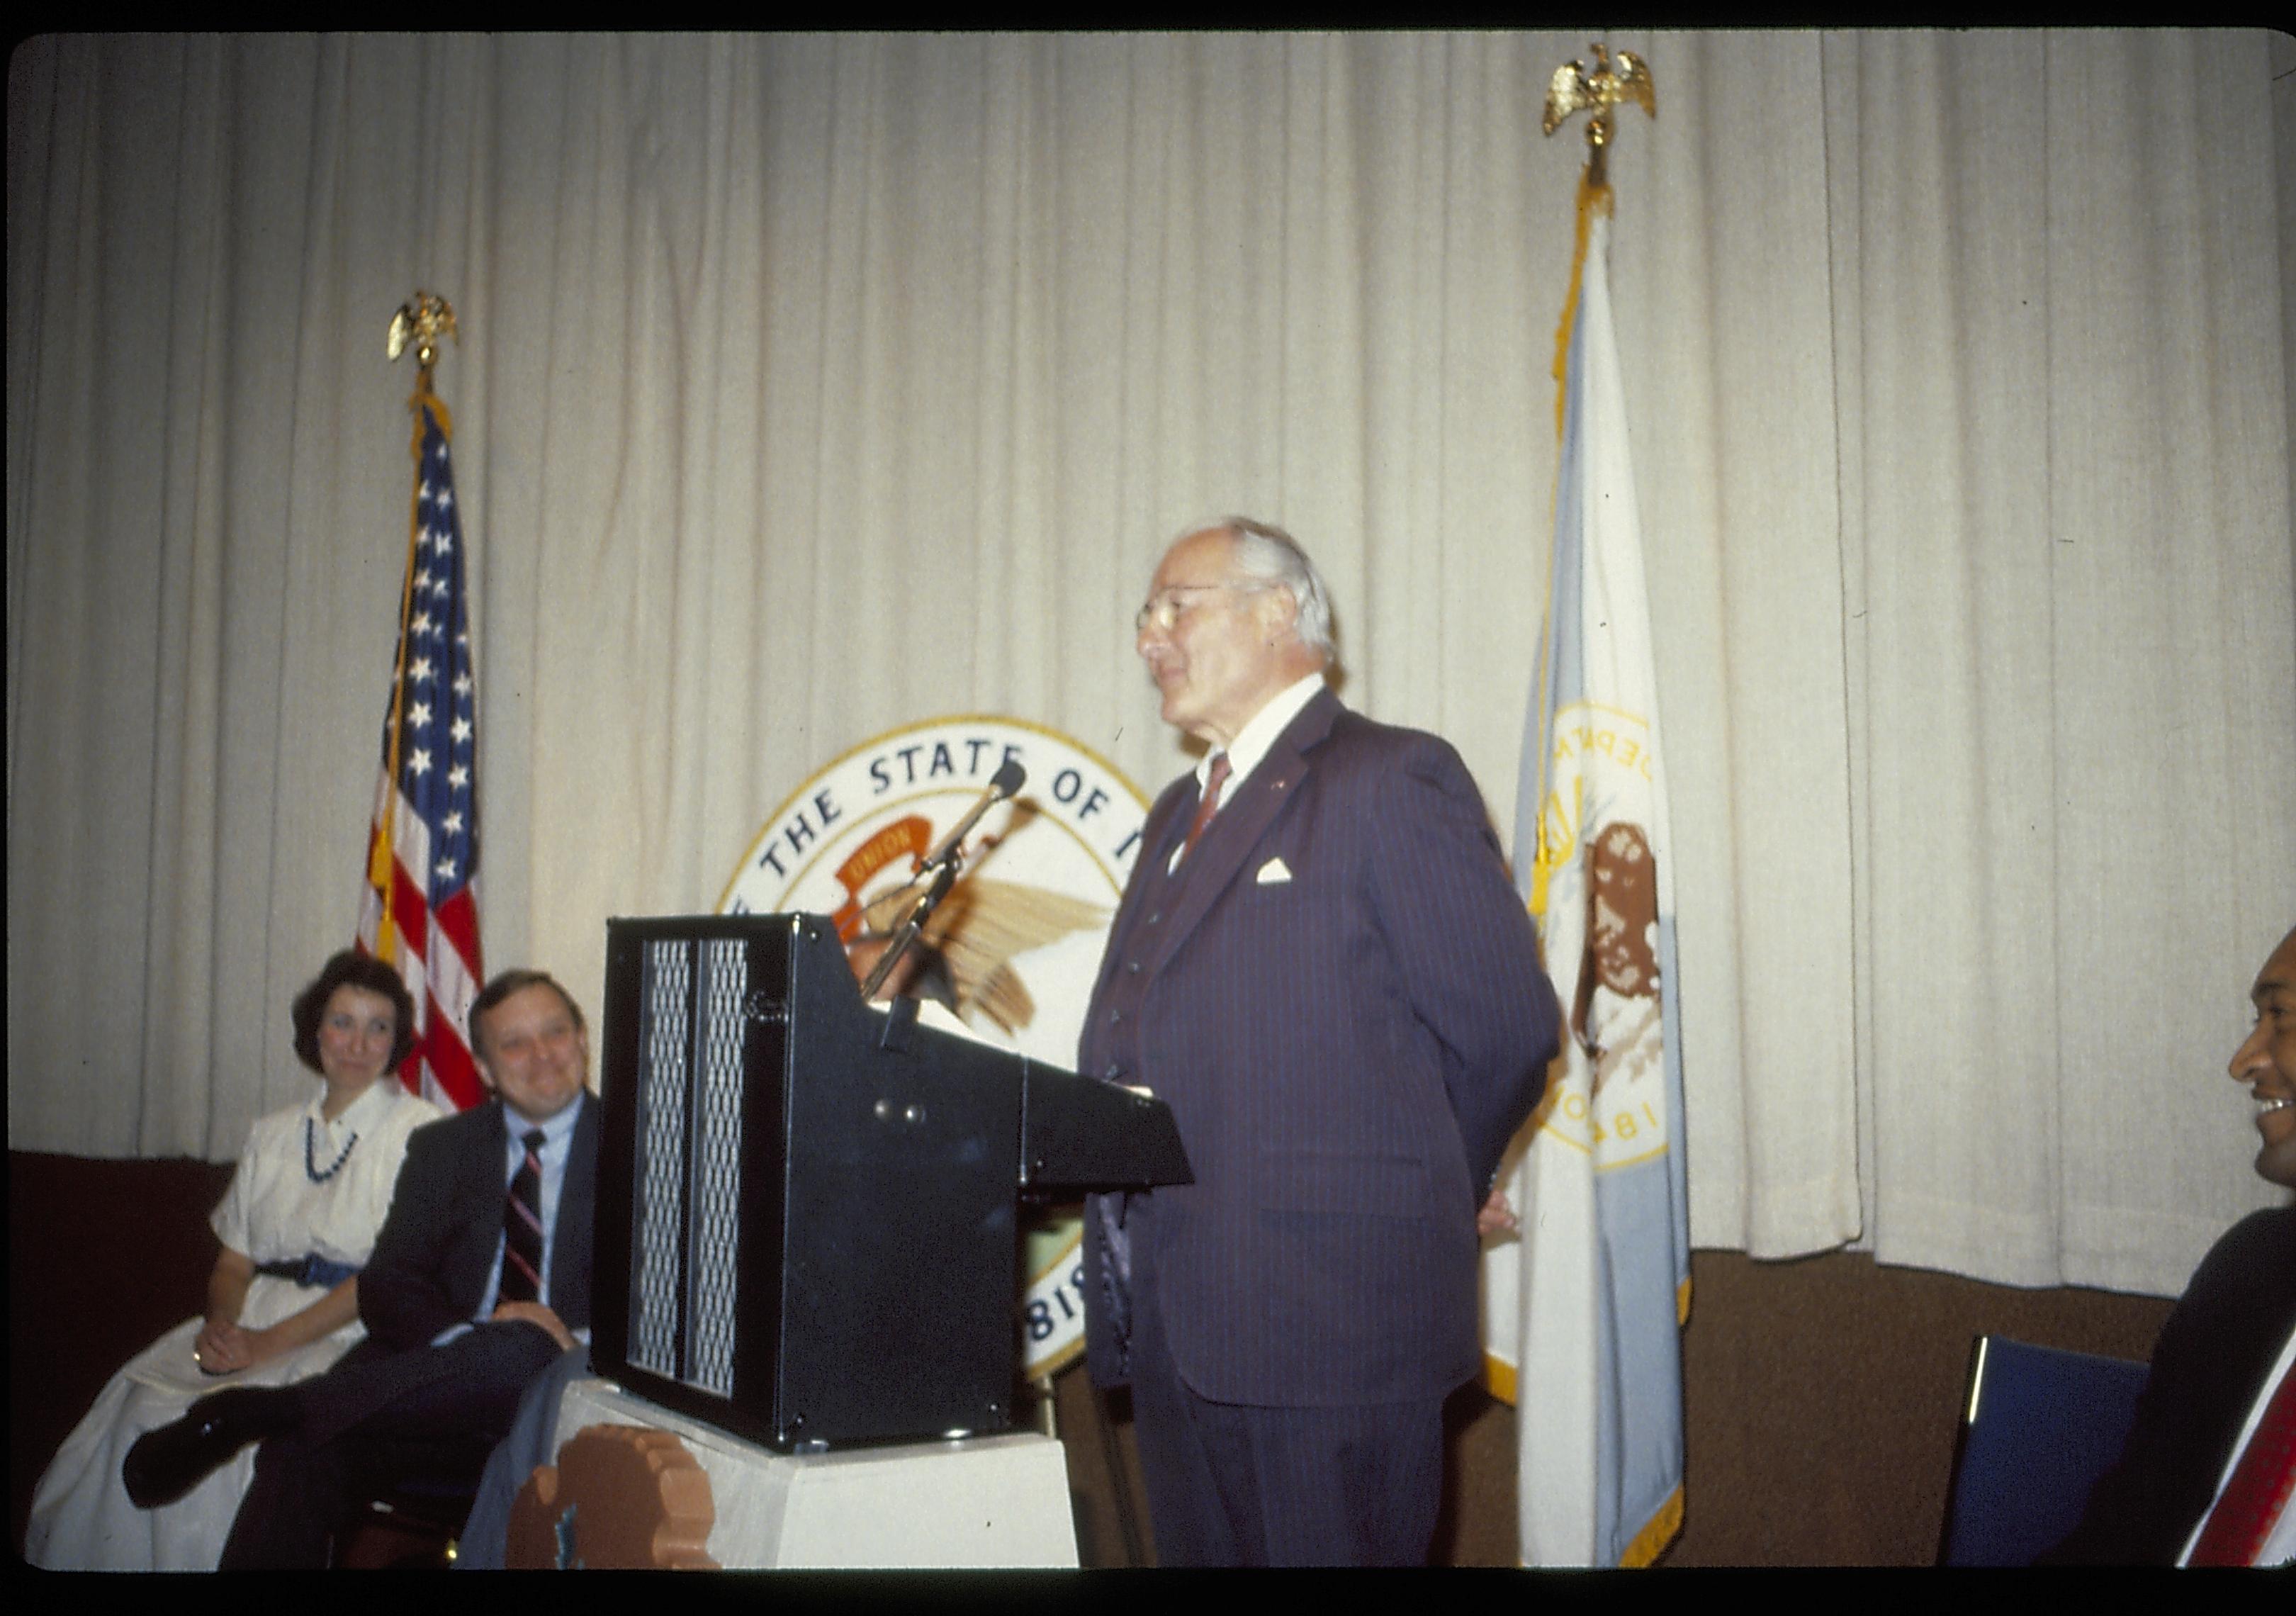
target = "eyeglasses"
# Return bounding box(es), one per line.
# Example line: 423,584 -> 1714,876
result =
1135,580 -> 1271,635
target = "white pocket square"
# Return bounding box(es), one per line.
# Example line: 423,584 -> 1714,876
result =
1255,856 -> 1293,885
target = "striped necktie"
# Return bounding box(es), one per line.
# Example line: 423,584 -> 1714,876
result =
500,1128 -> 546,1305
1181,753 -> 1231,862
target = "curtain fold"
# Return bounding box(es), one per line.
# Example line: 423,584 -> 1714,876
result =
1607,28 -> 1863,1262
1821,30 -> 2296,1294
8,30 -> 2292,1297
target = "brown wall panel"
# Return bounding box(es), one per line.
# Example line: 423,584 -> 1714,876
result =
1667,1248 -> 2173,1565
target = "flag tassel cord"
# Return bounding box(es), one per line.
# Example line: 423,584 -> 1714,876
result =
1526,169 -> 1612,921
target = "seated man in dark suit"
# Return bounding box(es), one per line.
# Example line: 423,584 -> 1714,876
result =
124,967 -> 600,1568
2044,924 -> 2296,1565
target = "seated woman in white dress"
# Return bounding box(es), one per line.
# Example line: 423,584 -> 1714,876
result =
26,950 -> 442,1570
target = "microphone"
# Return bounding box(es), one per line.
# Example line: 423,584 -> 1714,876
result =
916,757 -> 1027,874
857,758 -> 1027,1004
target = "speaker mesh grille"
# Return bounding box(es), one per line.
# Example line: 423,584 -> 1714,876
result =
630,938 -> 692,1378
686,938 -> 748,1395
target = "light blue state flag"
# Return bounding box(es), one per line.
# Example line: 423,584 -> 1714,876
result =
1480,174 -> 1690,1568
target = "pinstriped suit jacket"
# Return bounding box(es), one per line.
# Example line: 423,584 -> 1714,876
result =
1081,688 -> 1558,1407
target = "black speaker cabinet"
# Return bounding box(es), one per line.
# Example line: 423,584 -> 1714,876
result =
591,912 -> 1024,1450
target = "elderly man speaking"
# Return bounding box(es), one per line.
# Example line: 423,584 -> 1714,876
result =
1079,517 -> 1559,1566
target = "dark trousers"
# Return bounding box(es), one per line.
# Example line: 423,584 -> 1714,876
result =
1126,1258 -> 1447,1567
220,1320 -> 564,1568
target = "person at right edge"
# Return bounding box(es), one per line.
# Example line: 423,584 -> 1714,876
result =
2043,924 -> 2296,1566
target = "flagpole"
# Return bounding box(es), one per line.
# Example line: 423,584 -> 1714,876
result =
363,291 -> 487,1109
1502,44 -> 1686,1569
373,293 -> 460,962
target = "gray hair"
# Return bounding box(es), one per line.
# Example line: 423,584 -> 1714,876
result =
1217,515 -> 1335,663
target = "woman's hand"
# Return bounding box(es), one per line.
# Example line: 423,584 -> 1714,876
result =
193,1318 -> 259,1374
198,1247 -> 259,1373
196,1249 -> 362,1374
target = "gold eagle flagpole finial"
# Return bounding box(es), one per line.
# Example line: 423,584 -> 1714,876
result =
1543,43 -> 1655,193
386,291 -> 459,395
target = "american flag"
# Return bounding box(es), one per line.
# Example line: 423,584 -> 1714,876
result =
357,389 -> 485,1111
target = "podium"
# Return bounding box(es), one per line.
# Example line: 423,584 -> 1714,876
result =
590,912 -> 1188,1454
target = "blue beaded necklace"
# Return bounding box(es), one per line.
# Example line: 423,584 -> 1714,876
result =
305,1116 -> 359,1183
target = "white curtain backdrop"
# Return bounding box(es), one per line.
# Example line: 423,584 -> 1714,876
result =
9,30 -> 2292,1298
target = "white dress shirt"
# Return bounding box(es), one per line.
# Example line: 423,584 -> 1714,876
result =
1169,671 -> 1327,874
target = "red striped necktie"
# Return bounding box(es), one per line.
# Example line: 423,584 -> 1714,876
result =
1181,753 -> 1231,862
500,1128 -> 546,1305
2188,1360 -> 2296,1566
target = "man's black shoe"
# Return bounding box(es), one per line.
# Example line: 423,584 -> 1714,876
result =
121,1385 -> 300,1508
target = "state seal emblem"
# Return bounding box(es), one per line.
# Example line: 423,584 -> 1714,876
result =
717,716 -> 1148,1377
1527,700 -> 1671,1169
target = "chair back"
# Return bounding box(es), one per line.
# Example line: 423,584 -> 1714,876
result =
1937,1334 -> 2149,1566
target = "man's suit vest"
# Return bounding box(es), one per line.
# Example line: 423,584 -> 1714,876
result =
1089,806 -> 1197,1090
